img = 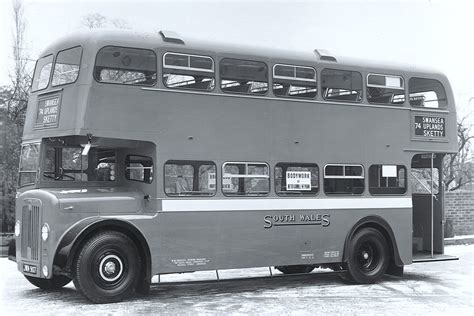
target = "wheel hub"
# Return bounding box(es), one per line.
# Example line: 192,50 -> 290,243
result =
99,254 -> 123,282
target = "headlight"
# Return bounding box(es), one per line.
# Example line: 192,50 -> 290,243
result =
41,223 -> 50,241
14,220 -> 21,237
42,265 -> 49,277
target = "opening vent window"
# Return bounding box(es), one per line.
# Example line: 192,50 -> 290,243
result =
321,69 -> 362,102
369,165 -> 407,195
324,164 -> 364,195
409,77 -> 447,108
94,46 -> 157,86
126,155 -> 154,183
164,160 -> 216,196
367,74 -> 405,105
273,64 -> 317,99
222,162 -> 269,196
163,52 -> 215,91
52,46 -> 82,86
275,163 -> 319,195
32,55 -> 53,91
18,143 -> 40,187
220,58 -> 268,95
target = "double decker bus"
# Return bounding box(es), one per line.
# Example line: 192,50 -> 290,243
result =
10,30 -> 457,303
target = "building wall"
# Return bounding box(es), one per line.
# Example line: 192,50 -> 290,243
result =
445,190 -> 474,236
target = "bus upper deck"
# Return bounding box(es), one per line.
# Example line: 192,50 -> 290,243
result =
23,29 -> 456,155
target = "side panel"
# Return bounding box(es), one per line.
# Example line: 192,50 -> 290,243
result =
136,201 -> 412,274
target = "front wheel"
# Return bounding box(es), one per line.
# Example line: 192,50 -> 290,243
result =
73,231 -> 140,303
24,275 -> 71,290
343,227 -> 389,284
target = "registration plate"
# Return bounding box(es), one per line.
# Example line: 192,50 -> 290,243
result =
23,263 -> 38,274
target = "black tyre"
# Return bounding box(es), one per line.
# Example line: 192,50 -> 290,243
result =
275,265 -> 315,274
73,231 -> 140,303
24,275 -> 71,290
344,227 -> 389,284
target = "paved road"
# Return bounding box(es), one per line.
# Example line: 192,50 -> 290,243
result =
0,245 -> 473,315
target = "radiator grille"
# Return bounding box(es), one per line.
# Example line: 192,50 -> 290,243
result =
21,204 -> 40,261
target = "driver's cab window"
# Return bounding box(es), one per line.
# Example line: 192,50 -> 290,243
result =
43,146 -> 116,182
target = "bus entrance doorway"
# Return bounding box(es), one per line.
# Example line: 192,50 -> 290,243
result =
411,154 -> 457,262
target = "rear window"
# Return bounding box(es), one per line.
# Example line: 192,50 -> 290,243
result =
409,77 -> 447,108
52,46 -> 82,87
220,58 -> 268,95
32,55 -> 53,91
94,46 -> 157,86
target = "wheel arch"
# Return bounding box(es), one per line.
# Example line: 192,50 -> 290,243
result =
342,215 -> 403,268
53,217 -> 151,294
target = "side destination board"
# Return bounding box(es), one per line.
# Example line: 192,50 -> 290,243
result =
414,115 -> 445,137
35,93 -> 61,129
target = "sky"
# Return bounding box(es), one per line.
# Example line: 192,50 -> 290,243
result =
0,0 -> 473,122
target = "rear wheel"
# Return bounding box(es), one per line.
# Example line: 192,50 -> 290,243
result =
24,275 -> 71,290
343,227 -> 389,283
275,265 -> 315,274
73,231 -> 140,303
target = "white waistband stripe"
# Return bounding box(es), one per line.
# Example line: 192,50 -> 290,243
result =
161,197 -> 412,212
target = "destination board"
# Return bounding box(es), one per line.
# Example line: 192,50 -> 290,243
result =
35,93 -> 61,129
414,115 -> 445,137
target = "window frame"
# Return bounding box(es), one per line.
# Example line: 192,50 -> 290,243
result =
273,64 -> 317,82
93,45 -> 158,87
366,73 -> 406,105
51,45 -> 83,88
368,164 -> 407,195
219,58 -> 269,96
321,68 -> 363,103
31,54 -> 54,92
323,163 -> 365,195
125,154 -> 154,184
222,161 -> 270,197
274,162 -> 319,196
163,52 -> 215,73
163,160 -> 217,197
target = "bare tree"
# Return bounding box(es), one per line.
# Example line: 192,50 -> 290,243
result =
444,114 -> 474,191
1,0 -> 31,232
82,13 -> 107,29
81,13 -> 130,29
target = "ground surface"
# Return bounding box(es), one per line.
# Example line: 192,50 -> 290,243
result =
0,245 -> 473,315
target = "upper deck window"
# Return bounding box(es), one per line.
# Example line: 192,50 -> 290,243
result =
163,52 -> 215,91
367,74 -> 405,105
94,46 -> 157,86
409,77 -> 447,108
273,64 -> 317,99
52,46 -> 82,87
220,58 -> 268,95
321,69 -> 362,102
32,55 -> 53,92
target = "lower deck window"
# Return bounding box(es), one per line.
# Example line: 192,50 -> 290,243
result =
369,165 -> 406,195
164,160 -> 216,196
324,164 -> 364,195
223,162 -> 269,196
275,163 -> 319,195
125,155 -> 154,183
